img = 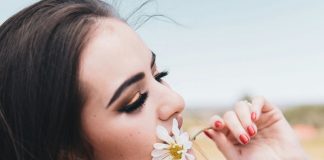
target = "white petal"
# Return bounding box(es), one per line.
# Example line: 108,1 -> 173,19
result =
178,132 -> 190,145
180,132 -> 190,140
153,155 -> 172,160
153,143 -> 169,150
185,153 -> 195,160
156,125 -> 175,144
151,149 -> 169,157
172,119 -> 182,144
172,118 -> 180,137
183,141 -> 193,149
152,153 -> 170,160
152,157 -> 161,160
152,152 -> 172,160
164,155 -> 173,160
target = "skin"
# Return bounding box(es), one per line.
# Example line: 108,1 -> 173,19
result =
78,18 -> 307,160
79,18 -> 185,160
205,97 -> 308,160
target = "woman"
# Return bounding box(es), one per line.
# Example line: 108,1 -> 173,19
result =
0,0 -> 307,159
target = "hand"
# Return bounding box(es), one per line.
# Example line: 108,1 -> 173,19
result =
203,97 -> 308,160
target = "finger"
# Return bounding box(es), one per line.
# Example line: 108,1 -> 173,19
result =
205,116 -> 239,144
251,96 -> 279,121
203,129 -> 238,159
223,111 -> 250,145
223,129 -> 240,145
206,115 -> 243,145
209,116 -> 235,143
251,96 -> 264,121
209,114 -> 225,130
234,101 -> 257,137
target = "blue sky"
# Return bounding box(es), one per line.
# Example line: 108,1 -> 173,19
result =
1,0 -> 324,108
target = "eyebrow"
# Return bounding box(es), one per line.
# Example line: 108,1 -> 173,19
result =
107,51 -> 156,108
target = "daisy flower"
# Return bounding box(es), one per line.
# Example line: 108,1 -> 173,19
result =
151,118 -> 195,160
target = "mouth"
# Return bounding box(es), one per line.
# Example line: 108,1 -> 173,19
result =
176,114 -> 183,129
152,116 -> 195,160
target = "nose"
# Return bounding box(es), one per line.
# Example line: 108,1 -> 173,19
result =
155,85 -> 185,121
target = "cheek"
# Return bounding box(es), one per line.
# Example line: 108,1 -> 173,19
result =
81,107 -> 157,159
117,125 -> 155,153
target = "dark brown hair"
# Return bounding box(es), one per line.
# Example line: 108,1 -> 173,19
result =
0,0 -> 117,159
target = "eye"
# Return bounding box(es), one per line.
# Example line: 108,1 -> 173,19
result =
154,71 -> 168,82
118,91 -> 148,113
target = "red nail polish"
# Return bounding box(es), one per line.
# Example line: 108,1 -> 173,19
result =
247,125 -> 255,136
204,130 -> 212,139
239,134 -> 249,144
251,112 -> 256,121
214,120 -> 222,128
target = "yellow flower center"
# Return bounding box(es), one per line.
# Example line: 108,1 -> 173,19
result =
168,143 -> 183,160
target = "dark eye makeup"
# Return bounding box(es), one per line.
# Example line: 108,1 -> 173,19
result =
118,71 -> 169,113
154,71 -> 168,82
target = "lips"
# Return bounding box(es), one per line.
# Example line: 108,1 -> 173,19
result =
176,114 -> 183,129
153,117 -> 195,160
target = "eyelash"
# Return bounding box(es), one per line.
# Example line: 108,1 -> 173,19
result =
154,71 -> 168,83
118,71 -> 169,113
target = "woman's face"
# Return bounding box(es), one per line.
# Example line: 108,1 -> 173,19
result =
79,18 -> 185,160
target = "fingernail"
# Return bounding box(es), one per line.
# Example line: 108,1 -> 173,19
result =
214,120 -> 222,128
204,130 -> 212,139
239,134 -> 249,144
247,125 -> 255,136
251,112 -> 256,121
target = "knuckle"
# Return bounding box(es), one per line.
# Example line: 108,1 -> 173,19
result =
234,101 -> 250,113
234,101 -> 245,111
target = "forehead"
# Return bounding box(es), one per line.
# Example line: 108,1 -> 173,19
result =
79,18 -> 151,99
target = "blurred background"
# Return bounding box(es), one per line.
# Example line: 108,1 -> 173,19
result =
2,0 -> 324,159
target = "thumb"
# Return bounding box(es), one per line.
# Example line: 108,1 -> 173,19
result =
204,129 -> 238,160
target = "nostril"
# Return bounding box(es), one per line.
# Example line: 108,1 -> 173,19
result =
156,90 -> 186,121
